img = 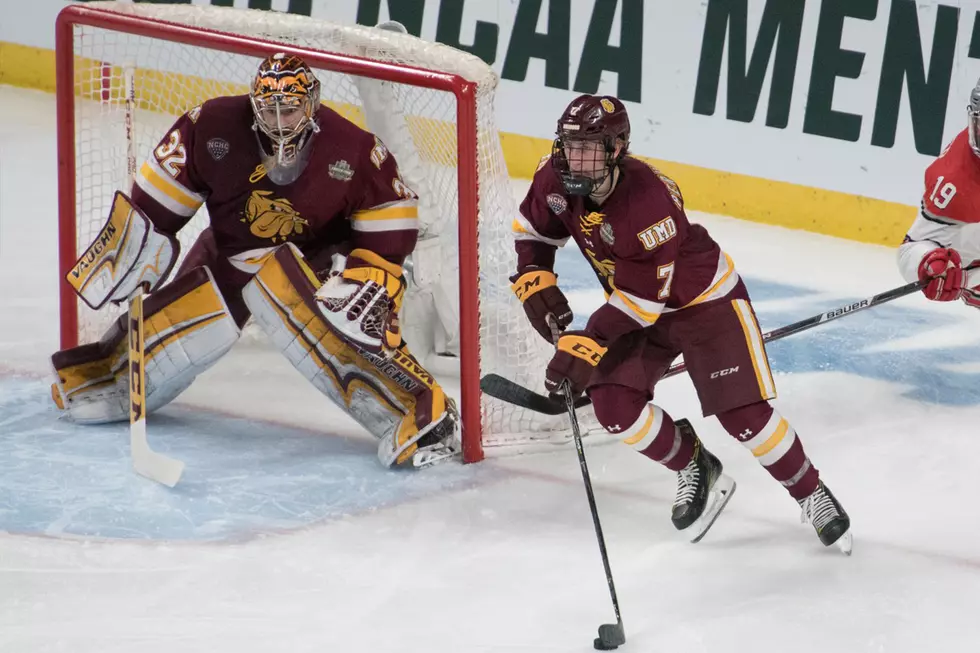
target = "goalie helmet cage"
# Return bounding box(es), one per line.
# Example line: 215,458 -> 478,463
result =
55,2 -> 584,463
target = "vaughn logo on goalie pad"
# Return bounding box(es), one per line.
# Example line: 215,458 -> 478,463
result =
207,138 -> 230,161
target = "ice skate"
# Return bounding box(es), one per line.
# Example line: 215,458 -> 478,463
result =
671,419 -> 736,543
410,397 -> 461,468
798,481 -> 852,555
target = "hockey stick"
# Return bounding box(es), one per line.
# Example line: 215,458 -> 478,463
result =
549,322 -> 625,651
482,273 -> 961,415
124,65 -> 184,487
564,380 -> 627,651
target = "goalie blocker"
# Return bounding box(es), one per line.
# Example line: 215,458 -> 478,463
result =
65,191 -> 179,310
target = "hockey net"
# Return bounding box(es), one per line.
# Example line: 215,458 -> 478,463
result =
56,2 -> 593,462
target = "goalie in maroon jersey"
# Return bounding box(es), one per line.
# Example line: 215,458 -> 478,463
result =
53,52 -> 457,468
511,94 -> 852,551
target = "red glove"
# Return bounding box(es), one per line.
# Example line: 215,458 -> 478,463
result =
545,331 -> 607,396
510,267 -> 573,342
918,248 -> 964,302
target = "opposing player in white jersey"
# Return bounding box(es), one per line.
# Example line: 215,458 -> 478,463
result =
898,81 -> 980,301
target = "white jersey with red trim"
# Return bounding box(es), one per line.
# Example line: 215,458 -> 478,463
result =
898,128 -> 980,305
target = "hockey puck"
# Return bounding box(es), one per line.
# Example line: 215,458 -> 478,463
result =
593,637 -> 618,650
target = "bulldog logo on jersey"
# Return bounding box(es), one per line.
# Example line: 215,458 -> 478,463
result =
546,193 -> 568,215
207,138 -> 230,161
579,211 -> 605,236
585,248 -> 615,281
243,190 -> 309,242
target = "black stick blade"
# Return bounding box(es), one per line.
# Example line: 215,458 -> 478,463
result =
594,623 -> 625,650
479,373 -> 591,415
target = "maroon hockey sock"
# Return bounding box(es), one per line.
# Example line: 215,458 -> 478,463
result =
716,401 -> 819,500
590,384 -> 695,471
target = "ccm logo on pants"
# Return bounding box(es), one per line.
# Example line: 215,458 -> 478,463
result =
710,366 -> 739,379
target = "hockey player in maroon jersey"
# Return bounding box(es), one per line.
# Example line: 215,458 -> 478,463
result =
898,82 -> 980,304
511,94 -> 851,551
53,53 -> 457,468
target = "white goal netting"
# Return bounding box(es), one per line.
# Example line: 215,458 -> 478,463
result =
61,2 -> 591,455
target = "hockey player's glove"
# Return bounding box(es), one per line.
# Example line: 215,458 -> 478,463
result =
545,331 -> 607,396
510,267 -> 573,342
918,247 -> 964,302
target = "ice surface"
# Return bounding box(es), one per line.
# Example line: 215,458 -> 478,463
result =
2,85 -> 979,653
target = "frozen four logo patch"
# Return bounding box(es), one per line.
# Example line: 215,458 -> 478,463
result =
546,193 -> 568,215
600,221 -> 615,246
207,138 -> 230,161
329,160 -> 355,181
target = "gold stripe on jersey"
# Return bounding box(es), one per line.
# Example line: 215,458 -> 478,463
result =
135,157 -> 205,218
351,201 -> 419,233
682,252 -> 738,309
732,298 -> 777,400
609,286 -> 664,324
512,212 -> 570,247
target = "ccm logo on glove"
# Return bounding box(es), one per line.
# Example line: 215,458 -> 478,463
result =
558,334 -> 607,365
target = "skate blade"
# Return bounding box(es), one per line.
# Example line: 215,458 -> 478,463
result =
412,441 -> 460,468
834,530 -> 853,556
689,474 -> 736,543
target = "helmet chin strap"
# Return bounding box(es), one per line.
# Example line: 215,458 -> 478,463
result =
589,167 -> 619,205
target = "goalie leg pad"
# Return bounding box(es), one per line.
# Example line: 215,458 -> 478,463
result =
241,244 -> 457,467
51,266 -> 240,423
66,191 -> 179,310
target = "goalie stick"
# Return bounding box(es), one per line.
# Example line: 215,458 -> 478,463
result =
125,65 -> 185,487
482,273 -> 962,415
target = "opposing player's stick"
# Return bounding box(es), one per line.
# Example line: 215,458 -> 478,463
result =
124,65 -> 184,487
483,273 -> 968,415
549,321 -> 625,651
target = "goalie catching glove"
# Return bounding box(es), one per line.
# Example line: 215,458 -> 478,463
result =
545,331 -> 607,396
510,267 -> 572,342
65,191 -> 179,308
315,248 -> 406,357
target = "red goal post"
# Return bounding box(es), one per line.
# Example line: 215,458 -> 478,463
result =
55,2 -> 585,465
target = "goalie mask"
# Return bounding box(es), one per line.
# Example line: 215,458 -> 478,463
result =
250,53 -> 321,185
969,79 -> 980,158
551,94 -> 630,196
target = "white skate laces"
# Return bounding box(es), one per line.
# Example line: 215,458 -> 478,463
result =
674,460 -> 700,507
798,486 -> 839,531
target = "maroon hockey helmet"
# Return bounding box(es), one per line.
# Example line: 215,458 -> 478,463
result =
551,94 -> 631,196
